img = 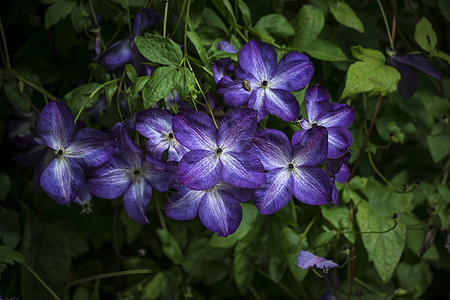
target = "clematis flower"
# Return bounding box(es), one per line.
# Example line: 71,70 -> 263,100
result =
136,108 -> 189,162
165,181 -> 254,237
297,250 -> 338,270
324,152 -> 351,206
212,41 -> 237,84
97,8 -> 160,76
217,40 -> 314,122
37,101 -> 116,205
251,126 -> 331,215
87,123 -> 171,224
297,85 -> 354,159
216,40 -> 237,53
172,108 -> 265,190
74,181 -> 94,214
386,49 -> 443,98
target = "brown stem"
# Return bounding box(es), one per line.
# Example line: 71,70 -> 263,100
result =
349,94 -> 383,179
391,0 -> 397,45
406,0 -> 419,21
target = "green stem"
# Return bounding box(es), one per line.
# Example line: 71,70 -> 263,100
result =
0,16 -> 11,71
368,152 -> 404,193
88,0 -> 106,51
125,0 -> 132,35
163,0 -> 169,37
14,74 -> 57,104
376,0 -> 395,51
257,270 -> 301,300
23,263 -> 61,300
171,0 -> 186,38
66,269 -> 157,288
353,277 -> 387,297
154,196 -> 168,231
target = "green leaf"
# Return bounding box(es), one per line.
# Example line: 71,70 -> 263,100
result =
187,31 -> 208,64
234,242 -> 256,294
321,206 -> 355,243
63,83 -> 101,115
0,172 -> 10,201
0,246 -> 25,265
142,66 -> 177,109
156,229 -> 183,264
342,46 -> 400,98
124,64 -> 138,83
348,176 -> 368,189
414,17 -> 437,53
133,76 -> 150,94
238,0 -> 251,26
110,0 -> 145,7
3,75 -> 31,110
142,273 -> 166,300
73,287 -> 90,300
291,5 -> 324,50
254,13 -> 295,41
362,178 -> 413,218
268,219 -> 290,282
304,39 -> 348,61
44,0 -> 77,29
135,34 -> 183,67
211,0 -> 236,26
174,68 -> 196,103
356,201 -> 406,283
329,1 -> 364,33
434,49 -> 450,64
427,123 -> 450,163
396,262 -> 433,298
103,82 -> 118,106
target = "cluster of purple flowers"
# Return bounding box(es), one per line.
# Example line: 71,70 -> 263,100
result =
27,39 -> 354,237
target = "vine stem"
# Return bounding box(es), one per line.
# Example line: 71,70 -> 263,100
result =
349,94 -> 383,179
23,263 -> 61,300
368,152 -> 404,192
163,0 -> 169,37
66,269 -> 156,288
377,0 -> 395,51
353,277 -> 387,297
391,0 -> 397,45
0,16 -> 11,71
88,0 -> 106,51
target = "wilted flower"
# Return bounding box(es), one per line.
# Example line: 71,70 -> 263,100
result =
386,49 -> 443,98
297,250 -> 339,270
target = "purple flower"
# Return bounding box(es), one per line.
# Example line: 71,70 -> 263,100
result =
212,41 -> 237,83
172,108 -> 266,190
165,181 -> 254,237
97,8 -> 160,76
297,250 -> 338,270
37,101 -> 116,205
386,50 -> 443,98
216,40 -> 237,53
324,152 -> 351,206
251,127 -> 331,215
74,181 -> 94,214
87,123 -> 171,225
136,108 -> 189,162
297,85 -> 354,159
217,41 -> 314,122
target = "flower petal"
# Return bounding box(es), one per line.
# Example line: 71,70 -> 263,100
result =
97,39 -> 133,70
40,157 -> 83,205
387,58 -> 417,98
132,8 -> 161,37
216,40 -> 237,53
177,150 -> 222,190
254,168 -> 293,215
216,76 -> 252,106
292,126 -> 328,166
221,152 -> 266,188
327,127 -> 352,159
293,166 -> 331,205
216,181 -> 255,203
271,52 -> 314,91
66,128 -> 116,168
319,102 -> 355,128
172,110 -> 218,150
391,54 -> 443,80
111,122 -> 144,167
248,89 -> 268,122
218,108 -> 257,152
251,129 -> 291,170
335,163 -> 350,183
297,250 -> 338,269
265,88 -> 299,122
136,108 -> 172,157
165,186 -> 206,220
37,101 -> 75,150
239,41 -> 277,82
199,187 -> 242,237
143,155 -> 171,192
305,85 -> 331,123
123,177 -> 152,225
212,58 -> 235,83
87,157 -> 131,199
